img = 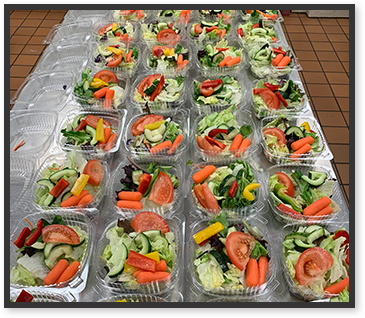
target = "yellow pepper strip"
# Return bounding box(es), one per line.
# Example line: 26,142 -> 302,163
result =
193,222 -> 224,245
243,183 -> 261,201
144,251 -> 160,264
95,118 -> 105,142
71,174 -> 90,196
115,299 -> 127,302
112,23 -> 118,32
123,261 -> 138,273
301,122 -> 310,132
163,48 -> 171,56
106,46 -> 124,55
90,78 -> 109,88
144,120 -> 165,131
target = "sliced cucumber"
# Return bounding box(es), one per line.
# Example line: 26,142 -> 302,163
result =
157,22 -> 169,31
216,89 -> 232,100
42,194 -> 56,207
85,125 -> 98,146
49,168 -> 78,184
143,168 -> 159,197
142,230 -> 161,240
71,115 -> 83,129
160,10 -> 173,16
302,171 -> 327,187
61,191 -> 73,202
37,179 -> 55,191
282,239 -> 295,250
223,127 -> 239,140
284,232 -> 308,241
44,245 -> 73,270
204,44 -> 215,56
212,52 -> 224,64
251,28 -> 268,36
219,174 -> 235,192
143,79 -> 160,96
31,242 -> 45,250
210,250 -> 229,272
44,242 -> 60,258
294,239 -> 316,252
132,170 -> 143,185
133,233 -> 151,255
108,243 -> 128,277
97,44 -> 113,57
304,225 -> 323,234
284,126 -> 305,138
201,20 -> 218,28
307,228 -> 324,244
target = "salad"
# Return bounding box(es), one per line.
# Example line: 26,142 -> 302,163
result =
157,10 -> 191,24
190,18 -> 231,44
74,68 -> 126,109
11,214 -> 88,287
269,168 -> 340,222
241,10 -> 280,23
60,113 -> 119,154
197,40 -> 243,71
252,79 -> 306,118
194,76 -> 243,107
132,74 -> 184,106
96,21 -> 135,43
99,212 -> 177,289
198,10 -> 234,21
282,225 -> 349,299
128,113 -> 184,155
196,106 -> 253,158
261,116 -> 324,162
147,43 -> 190,74
114,159 -> 179,213
93,42 -> 139,76
141,21 -> 182,45
113,10 -> 147,22
191,159 -> 260,214
35,151 -> 104,208
193,213 -> 270,292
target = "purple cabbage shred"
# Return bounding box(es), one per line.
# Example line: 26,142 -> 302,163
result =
94,54 -> 101,63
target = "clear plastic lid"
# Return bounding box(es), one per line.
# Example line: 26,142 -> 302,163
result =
66,10 -> 111,22
43,21 -> 93,45
156,10 -> 193,26
197,10 -> 236,23
112,10 -> 151,23
93,19 -> 139,44
9,289 -> 77,302
123,109 -> 189,159
240,10 -> 284,26
97,294 -> 168,302
260,115 -> 333,164
266,163 -> 347,225
110,156 -> 183,218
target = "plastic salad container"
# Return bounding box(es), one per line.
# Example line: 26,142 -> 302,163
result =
188,159 -> 265,219
197,10 -> 236,23
95,213 -> 183,295
124,109 -> 189,158
266,164 -> 346,225
93,19 -> 138,44
10,71 -> 74,111
112,10 -> 150,23
43,21 -> 93,45
260,115 -> 332,164
66,10 -> 111,22
30,152 -> 108,211
156,10 -> 192,25
9,289 -> 77,302
130,72 -> 186,114
97,294 -> 168,302
72,67 -> 129,109
240,10 -> 284,26
110,157 -> 183,218
193,106 -> 258,162
141,20 -> 186,47
281,222 -> 349,301
251,78 -> 308,119
189,214 -> 276,296
57,108 -> 126,157
10,210 -> 95,291
10,110 -> 58,158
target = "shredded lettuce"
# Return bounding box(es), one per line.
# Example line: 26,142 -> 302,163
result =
195,253 -> 225,289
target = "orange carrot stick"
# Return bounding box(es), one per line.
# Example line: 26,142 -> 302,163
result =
271,53 -> 284,66
313,205 -> 333,217
93,87 -> 109,99
258,256 -> 269,285
219,56 -> 232,67
136,271 -> 170,284
176,60 -> 189,71
98,127 -> 112,146
60,190 -> 89,208
44,259 -> 69,286
118,191 -> 142,201
77,194 -> 94,207
133,269 -> 143,278
230,134 -> 243,152
193,165 -> 216,184
155,260 -> 167,272
303,196 -> 332,216
117,200 -> 143,210
290,143 -> 312,160
225,56 -> 241,67
167,134 -> 183,155
324,277 -> 349,295
177,54 -> 183,66
104,88 -> 115,109
13,140 -> 25,152
150,140 -> 172,154
23,218 -> 34,230
104,133 -> 118,152
246,258 -> 259,287
291,136 -> 315,151
277,56 -> 291,67
56,261 -> 80,284
235,137 -> 251,157
126,50 -> 133,63
219,29 -> 226,39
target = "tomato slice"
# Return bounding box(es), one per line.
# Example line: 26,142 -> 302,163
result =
199,86 -> 214,97
333,230 -> 349,247
137,74 -> 162,97
276,172 -> 295,197
84,115 -> 112,129
137,173 -> 152,195
148,171 -> 174,205
106,53 -> 123,68
75,119 -> 87,132
194,23 -> 203,34
193,184 -> 208,208
83,159 -> 104,186
131,114 -> 165,136
196,135 -> 222,154
204,135 -> 226,150
262,127 -> 286,145
93,70 -> 118,84
98,23 -> 114,36
295,247 -> 333,286
130,211 -> 170,234
156,29 -> 180,45
226,231 -> 256,271
200,79 -> 222,89
150,75 -> 165,101
42,224 -> 80,245
201,182 -> 220,212
253,88 -> 280,110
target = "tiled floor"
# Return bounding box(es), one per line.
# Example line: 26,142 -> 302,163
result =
9,10 -> 350,205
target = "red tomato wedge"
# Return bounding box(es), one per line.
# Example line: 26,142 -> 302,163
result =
333,230 -> 349,247
276,172 -> 295,197
156,29 -> 180,45
106,53 -> 123,68
262,127 -> 286,145
42,224 -> 80,245
200,79 -> 222,89
126,250 -> 157,272
226,232 -> 256,271
83,159 -> 104,186
137,173 -> 152,195
196,135 -> 222,154
193,184 -> 208,208
98,23 -> 114,36
295,247 -> 333,286
130,211 -> 170,234
204,135 -> 226,150
152,45 -> 169,57
199,87 -> 214,97
253,88 -> 280,110
148,171 -> 174,205
131,114 -> 165,136
137,74 -> 162,97
201,182 -> 220,212
93,70 -> 118,84
84,115 -> 112,129
75,119 -> 87,132
149,75 -> 164,101
194,23 -> 203,34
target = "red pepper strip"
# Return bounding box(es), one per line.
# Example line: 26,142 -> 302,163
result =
114,32 -> 122,36
75,119 -> 87,132
228,181 -> 239,198
345,249 -> 349,266
49,178 -> 70,198
237,28 -> 243,37
168,22 -> 174,29
198,239 -> 208,247
275,91 -> 288,107
126,250 -> 157,272
264,82 -> 280,91
150,75 -> 165,102
216,47 -> 229,52
208,128 -> 228,138
14,227 -> 31,248
25,219 -> 43,247
204,135 -> 226,149
273,48 -> 286,55
15,290 -> 34,302
252,23 -> 259,28
277,203 -> 303,220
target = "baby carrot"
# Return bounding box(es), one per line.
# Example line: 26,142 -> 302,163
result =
93,87 -> 109,99
44,259 -> 69,286
289,143 -> 312,160
133,269 -> 143,278
271,53 -> 284,66
258,256 -> 269,285
136,271 -> 170,284
13,140 -> 25,152
257,10 -> 271,18
235,137 -> 251,157
98,127 -> 112,145
277,56 -> 291,67
177,54 -> 183,66
167,134 -> 183,155
77,194 -> 94,207
118,191 -> 142,201
60,190 -> 89,208
219,28 -> 226,39
155,259 -> 167,272
230,134 -> 243,152
117,200 -> 143,210
193,165 -> 216,184
104,88 -> 115,109
176,60 -> 188,71
246,258 -> 259,287
324,277 -> 349,295
303,196 -> 332,216
291,136 -> 315,151
56,261 -> 80,284
219,56 -> 232,67
313,205 -> 333,217
104,133 -> 118,152
126,50 -> 133,63
225,56 -> 241,67
150,140 -> 172,154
